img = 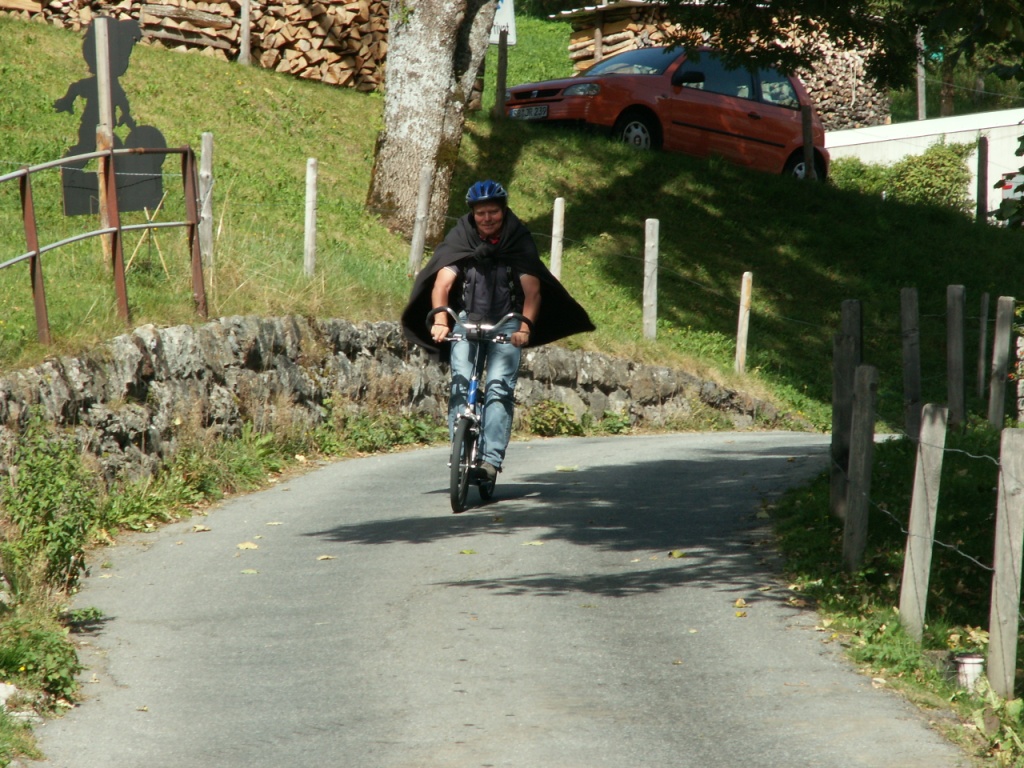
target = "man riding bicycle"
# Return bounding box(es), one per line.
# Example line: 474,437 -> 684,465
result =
401,180 -> 594,483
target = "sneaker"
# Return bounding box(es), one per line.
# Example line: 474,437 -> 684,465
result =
480,462 -> 498,482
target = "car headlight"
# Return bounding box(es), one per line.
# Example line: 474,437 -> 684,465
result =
563,83 -> 601,97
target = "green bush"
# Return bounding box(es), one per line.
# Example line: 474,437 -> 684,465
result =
830,140 -> 974,215
828,156 -> 890,198
0,414 -> 97,594
525,400 -> 585,437
0,615 -> 81,703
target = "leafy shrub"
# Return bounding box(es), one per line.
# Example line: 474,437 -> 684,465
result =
0,615 -> 81,702
525,401 -> 585,437
887,140 -> 973,213
597,410 -> 631,435
829,156 -> 890,198
1,414 -> 97,593
830,139 -> 974,215
341,412 -> 445,454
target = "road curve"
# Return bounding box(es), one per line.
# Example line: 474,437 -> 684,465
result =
28,432 -> 971,768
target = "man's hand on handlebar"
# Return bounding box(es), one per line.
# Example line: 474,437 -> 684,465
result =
510,328 -> 530,347
430,321 -> 449,344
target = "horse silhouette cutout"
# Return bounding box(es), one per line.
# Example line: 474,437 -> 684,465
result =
54,19 -> 167,216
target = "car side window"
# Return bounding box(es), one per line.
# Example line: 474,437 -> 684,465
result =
757,68 -> 800,109
677,53 -> 755,100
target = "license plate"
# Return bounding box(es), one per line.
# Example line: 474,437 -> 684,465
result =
509,105 -> 548,120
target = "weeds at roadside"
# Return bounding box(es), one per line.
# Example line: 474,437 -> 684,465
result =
771,422 -> 1023,765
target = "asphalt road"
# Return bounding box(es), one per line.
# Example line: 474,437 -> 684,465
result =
28,433 -> 972,768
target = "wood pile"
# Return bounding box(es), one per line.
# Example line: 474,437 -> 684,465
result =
559,2 -> 890,130
0,0 -> 388,92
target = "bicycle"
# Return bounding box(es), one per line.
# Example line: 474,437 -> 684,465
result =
426,306 -> 530,513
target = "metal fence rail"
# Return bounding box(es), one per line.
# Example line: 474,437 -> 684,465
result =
0,144 -> 208,346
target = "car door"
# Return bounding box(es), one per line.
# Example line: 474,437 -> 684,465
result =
660,51 -> 758,165
744,67 -> 807,173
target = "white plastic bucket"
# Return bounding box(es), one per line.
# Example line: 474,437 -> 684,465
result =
955,654 -> 985,691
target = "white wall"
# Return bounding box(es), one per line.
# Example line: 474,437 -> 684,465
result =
825,108 -> 1024,217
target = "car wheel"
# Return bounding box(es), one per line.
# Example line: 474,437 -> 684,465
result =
784,152 -> 826,181
614,112 -> 661,151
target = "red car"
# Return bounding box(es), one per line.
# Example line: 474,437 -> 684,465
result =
506,46 -> 829,179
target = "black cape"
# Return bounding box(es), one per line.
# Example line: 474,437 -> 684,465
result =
400,209 -> 594,358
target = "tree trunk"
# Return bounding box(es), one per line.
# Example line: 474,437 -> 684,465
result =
939,55 -> 955,117
366,0 -> 497,244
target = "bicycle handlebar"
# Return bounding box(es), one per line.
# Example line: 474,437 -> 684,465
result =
426,307 -> 533,343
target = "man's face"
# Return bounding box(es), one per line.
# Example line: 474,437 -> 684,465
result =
472,203 -> 504,239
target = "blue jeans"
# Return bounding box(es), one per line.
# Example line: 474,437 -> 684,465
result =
448,315 -> 521,469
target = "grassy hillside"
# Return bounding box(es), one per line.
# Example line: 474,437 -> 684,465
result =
3,14 -> 1024,432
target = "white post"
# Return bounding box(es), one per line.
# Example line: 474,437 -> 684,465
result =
304,158 -> 318,278
898,403 -> 948,643
407,165 -> 433,276
239,0 -> 251,65
988,429 -> 1024,699
643,218 -> 658,340
550,196 -> 564,280
735,271 -> 752,374
95,17 -> 114,133
95,17 -> 114,263
199,132 -> 215,268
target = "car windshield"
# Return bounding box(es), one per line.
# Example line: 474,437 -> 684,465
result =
584,47 -> 682,77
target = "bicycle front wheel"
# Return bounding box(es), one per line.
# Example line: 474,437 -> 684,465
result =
450,418 -> 474,513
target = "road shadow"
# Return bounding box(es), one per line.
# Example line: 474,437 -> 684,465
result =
305,440 -> 828,601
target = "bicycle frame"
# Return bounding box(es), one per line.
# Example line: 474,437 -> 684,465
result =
426,307 -> 529,512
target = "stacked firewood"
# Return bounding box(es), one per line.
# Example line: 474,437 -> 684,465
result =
557,3 -> 890,131
0,0 -> 388,92
564,6 -> 681,71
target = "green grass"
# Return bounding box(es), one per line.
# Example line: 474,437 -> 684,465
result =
4,15 -> 1024,435
771,422 -> 1024,762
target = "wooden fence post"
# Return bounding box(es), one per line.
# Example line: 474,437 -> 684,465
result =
976,135 -> 989,223
800,105 -> 817,181
901,287 -> 922,440
978,292 -> 990,398
407,165 -> 433,276
735,271 -> 752,375
843,364 -> 878,573
947,285 -> 966,428
491,29 -> 509,119
238,0 -> 251,65
550,196 -> 564,281
831,300 -> 862,520
643,218 -> 658,340
95,17 -> 115,269
199,132 -> 215,268
987,428 -> 1024,700
898,403 -> 948,642
304,158 -> 317,278
988,296 -> 1015,429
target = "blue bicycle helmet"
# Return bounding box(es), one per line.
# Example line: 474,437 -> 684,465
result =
465,180 -> 508,207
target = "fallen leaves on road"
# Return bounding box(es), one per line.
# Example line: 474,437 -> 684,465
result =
237,542 -> 258,550
459,549 -> 477,555
317,555 -> 335,561
734,598 -> 748,608
193,524 -> 211,533
522,541 -> 545,546
555,465 -> 578,472
668,550 -> 687,559
241,569 -> 258,575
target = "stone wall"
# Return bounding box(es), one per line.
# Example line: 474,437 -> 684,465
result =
0,316 -> 796,484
